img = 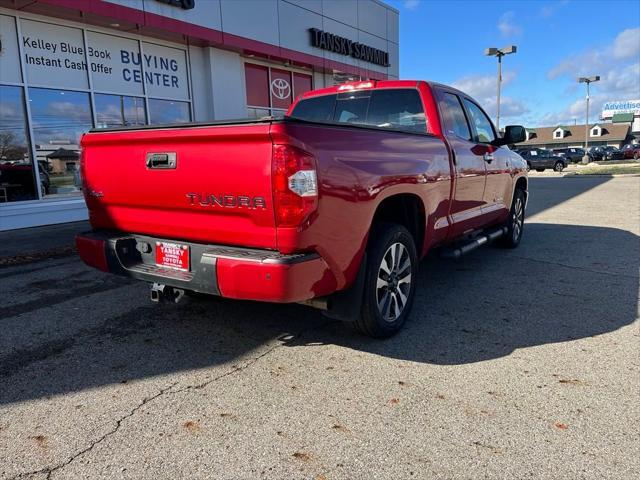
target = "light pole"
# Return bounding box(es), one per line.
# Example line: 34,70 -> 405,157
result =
578,76 -> 600,164
485,45 -> 517,132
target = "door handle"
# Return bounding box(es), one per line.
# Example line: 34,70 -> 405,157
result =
146,152 -> 177,169
483,153 -> 494,163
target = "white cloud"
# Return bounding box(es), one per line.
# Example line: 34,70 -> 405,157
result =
540,62 -> 640,126
498,11 -> 522,37
613,28 -> 640,60
452,72 -> 528,121
543,28 -> 640,125
403,0 -> 420,10
539,0 -> 569,18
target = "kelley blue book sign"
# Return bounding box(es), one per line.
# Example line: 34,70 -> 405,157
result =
20,19 -> 189,101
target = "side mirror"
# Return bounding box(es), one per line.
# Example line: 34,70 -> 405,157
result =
493,125 -> 526,146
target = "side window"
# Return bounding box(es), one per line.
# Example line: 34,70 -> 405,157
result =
366,89 -> 427,133
438,92 -> 471,140
463,99 -> 496,144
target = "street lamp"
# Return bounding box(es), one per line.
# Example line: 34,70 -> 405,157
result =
485,45 -> 517,132
578,75 -> 600,164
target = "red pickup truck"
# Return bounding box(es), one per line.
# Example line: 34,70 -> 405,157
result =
76,80 -> 528,337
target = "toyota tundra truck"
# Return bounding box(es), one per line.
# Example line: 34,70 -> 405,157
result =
76,80 -> 528,338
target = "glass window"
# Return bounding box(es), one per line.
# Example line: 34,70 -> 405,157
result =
270,68 -> 292,110
289,94 -> 336,123
438,93 -> 471,140
333,90 -> 370,124
148,98 -> 190,124
29,88 -> 92,198
293,72 -> 313,101
95,94 -> 146,128
0,85 -> 37,202
245,64 -> 270,108
290,88 -> 428,134
367,89 -> 426,133
463,99 -> 495,144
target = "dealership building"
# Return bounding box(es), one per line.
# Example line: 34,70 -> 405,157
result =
0,0 -> 399,230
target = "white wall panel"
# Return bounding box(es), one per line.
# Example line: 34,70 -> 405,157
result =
103,0 -> 144,10
387,8 -> 399,43
220,0 -> 279,45
322,0 -> 358,26
387,40 -> 399,77
278,1 -> 322,56
357,0 -> 387,39
321,17 -> 359,67
188,44 -> 213,121
357,30 -> 388,73
142,0 -> 222,31
208,48 -> 247,119
284,0 -> 322,14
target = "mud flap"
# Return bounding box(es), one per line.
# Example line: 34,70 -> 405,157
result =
322,253 -> 367,322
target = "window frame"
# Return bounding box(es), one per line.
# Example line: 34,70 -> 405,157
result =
244,60 -> 314,118
460,96 -> 497,145
436,90 -> 473,141
289,88 -> 431,136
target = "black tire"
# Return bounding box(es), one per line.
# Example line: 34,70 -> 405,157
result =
498,188 -> 525,249
526,162 -> 531,172
554,161 -> 565,172
354,223 -> 418,338
535,168 -> 545,172
634,152 -> 639,160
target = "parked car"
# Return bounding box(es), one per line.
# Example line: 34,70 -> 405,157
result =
517,148 -> 567,172
621,143 -> 640,160
553,147 -> 592,163
597,146 -> 624,161
76,80 -> 528,338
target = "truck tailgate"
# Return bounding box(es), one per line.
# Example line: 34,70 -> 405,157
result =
80,123 -> 276,249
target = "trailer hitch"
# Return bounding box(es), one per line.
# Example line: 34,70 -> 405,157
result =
150,283 -> 185,304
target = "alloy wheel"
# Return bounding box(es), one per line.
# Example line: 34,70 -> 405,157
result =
376,242 -> 412,322
512,196 -> 524,242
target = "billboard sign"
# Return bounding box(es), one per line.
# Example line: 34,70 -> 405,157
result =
601,100 -> 640,119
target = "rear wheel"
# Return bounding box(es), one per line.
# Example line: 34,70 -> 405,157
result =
554,161 -> 565,172
498,188 -> 525,249
536,168 -> 545,172
354,224 -> 417,338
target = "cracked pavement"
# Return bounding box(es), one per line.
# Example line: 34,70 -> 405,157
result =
1,176 -> 639,479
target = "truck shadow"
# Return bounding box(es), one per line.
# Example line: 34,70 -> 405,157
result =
290,222 -> 639,365
1,176 -> 636,405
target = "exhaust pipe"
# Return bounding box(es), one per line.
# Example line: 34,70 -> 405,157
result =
150,283 -> 185,303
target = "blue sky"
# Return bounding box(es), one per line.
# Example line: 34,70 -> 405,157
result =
385,0 -> 640,127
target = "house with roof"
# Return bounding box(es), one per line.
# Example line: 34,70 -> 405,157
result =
514,122 -> 633,150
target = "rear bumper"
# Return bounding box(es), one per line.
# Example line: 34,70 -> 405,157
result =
76,231 -> 337,303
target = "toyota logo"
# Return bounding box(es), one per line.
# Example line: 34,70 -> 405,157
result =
271,78 -> 291,100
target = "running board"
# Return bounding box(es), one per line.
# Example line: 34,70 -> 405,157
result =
439,226 -> 508,259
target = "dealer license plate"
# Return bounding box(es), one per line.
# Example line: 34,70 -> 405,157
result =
155,241 -> 190,271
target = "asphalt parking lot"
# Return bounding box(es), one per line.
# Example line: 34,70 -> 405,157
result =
1,176 -> 638,480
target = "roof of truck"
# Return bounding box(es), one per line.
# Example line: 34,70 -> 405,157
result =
297,79 -> 467,101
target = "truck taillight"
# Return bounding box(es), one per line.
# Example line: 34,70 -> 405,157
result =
272,144 -> 318,227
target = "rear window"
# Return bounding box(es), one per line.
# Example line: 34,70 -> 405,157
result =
289,88 -> 428,134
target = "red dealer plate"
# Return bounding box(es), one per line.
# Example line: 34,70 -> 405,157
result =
155,242 -> 190,271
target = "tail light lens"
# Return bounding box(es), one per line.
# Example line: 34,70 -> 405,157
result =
272,144 -> 318,227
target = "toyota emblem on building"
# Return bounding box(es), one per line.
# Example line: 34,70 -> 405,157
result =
271,78 -> 291,100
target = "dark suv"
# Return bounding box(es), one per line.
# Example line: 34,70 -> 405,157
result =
553,147 -> 592,163
516,148 -> 567,172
